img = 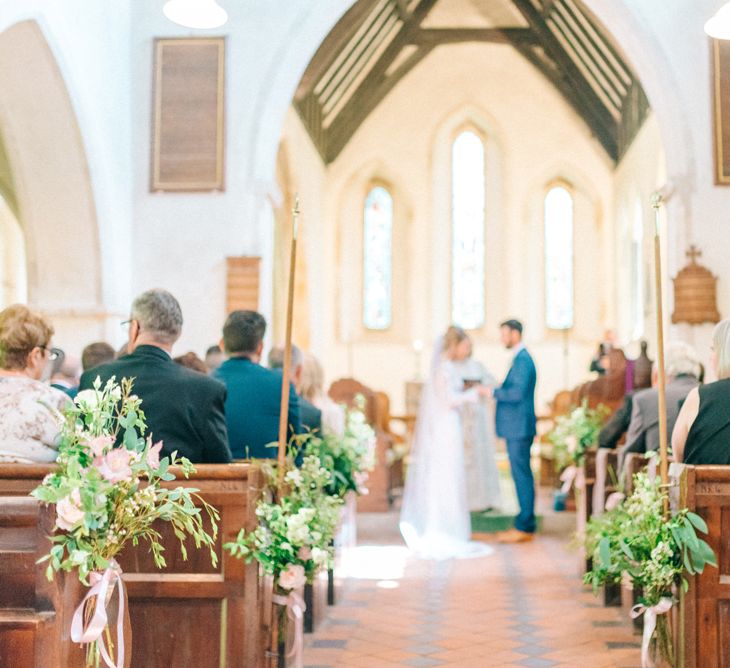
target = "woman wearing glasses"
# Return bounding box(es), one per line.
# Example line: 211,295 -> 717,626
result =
0,304 -> 70,462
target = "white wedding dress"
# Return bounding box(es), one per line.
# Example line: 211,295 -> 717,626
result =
399,349 -> 494,560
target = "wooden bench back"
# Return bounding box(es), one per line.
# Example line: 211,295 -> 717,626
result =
0,463 -> 268,668
679,465 -> 730,668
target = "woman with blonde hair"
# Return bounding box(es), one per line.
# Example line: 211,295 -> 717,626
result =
399,325 -> 493,559
673,319 -> 730,464
299,353 -> 345,436
0,304 -> 69,462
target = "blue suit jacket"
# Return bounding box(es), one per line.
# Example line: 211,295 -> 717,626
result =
214,358 -> 301,459
494,348 -> 537,440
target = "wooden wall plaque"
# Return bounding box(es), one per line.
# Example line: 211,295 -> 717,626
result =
151,37 -> 225,191
226,257 -> 261,313
672,246 -> 721,325
713,39 -> 730,185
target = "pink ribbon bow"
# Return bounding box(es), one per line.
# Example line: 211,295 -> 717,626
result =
272,590 -> 307,668
560,465 -> 585,494
70,560 -> 126,668
604,491 -> 625,511
630,597 -> 673,668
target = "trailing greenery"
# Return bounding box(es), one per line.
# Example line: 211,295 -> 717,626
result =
31,376 -> 219,584
548,400 -> 609,471
584,467 -> 717,664
224,452 -> 343,591
300,403 -> 376,498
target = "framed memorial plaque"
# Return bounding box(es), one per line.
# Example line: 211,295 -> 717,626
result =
713,39 -> 730,185
151,37 -> 225,191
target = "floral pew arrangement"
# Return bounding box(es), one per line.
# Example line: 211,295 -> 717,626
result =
31,377 -> 219,668
225,402 -> 376,665
225,454 -> 343,667
547,400 -> 609,509
584,466 -> 716,668
302,402 -> 377,499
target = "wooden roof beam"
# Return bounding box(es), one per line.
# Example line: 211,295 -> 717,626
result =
410,28 -> 535,46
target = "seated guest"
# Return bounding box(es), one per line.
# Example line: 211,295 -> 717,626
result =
621,342 -> 700,464
598,392 -> 633,449
214,311 -> 300,459
82,341 -> 116,372
49,349 -> 81,398
174,351 -> 208,374
79,289 -> 231,464
299,352 -> 345,437
0,304 -> 70,462
674,320 -> 730,464
269,344 -> 322,435
205,344 -> 225,373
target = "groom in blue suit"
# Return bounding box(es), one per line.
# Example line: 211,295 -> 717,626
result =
493,319 -> 537,543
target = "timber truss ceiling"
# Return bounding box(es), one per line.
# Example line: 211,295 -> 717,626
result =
294,0 -> 650,165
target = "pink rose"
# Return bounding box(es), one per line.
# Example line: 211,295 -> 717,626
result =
55,489 -> 84,531
94,449 -> 133,483
146,441 -> 164,469
278,564 -> 306,591
87,435 -> 114,457
297,547 -> 312,561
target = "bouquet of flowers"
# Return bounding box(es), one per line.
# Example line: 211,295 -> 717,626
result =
225,453 -> 343,588
549,400 -> 609,471
31,377 -> 219,667
302,403 -> 376,497
584,469 -> 716,666
225,451 -> 343,665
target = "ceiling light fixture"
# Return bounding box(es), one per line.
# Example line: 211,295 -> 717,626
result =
705,3 -> 730,40
163,0 -> 228,30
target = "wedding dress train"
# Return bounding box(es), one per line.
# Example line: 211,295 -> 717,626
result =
399,350 -> 493,560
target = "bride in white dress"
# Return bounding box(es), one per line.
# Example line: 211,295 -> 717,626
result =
399,326 -> 494,560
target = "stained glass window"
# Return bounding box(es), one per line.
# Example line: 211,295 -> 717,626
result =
363,186 -> 393,330
451,130 -> 485,329
544,186 -> 574,330
631,201 -> 644,339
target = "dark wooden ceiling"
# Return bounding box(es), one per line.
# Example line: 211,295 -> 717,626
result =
293,0 -> 649,165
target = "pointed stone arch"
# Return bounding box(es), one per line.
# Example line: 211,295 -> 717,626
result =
0,20 -> 100,317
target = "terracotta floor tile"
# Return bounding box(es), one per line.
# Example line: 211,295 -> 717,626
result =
303,508 -> 640,667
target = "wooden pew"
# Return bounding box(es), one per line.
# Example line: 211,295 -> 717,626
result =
0,463 -> 268,668
329,378 -> 393,512
678,465 -> 730,668
580,449 -> 621,606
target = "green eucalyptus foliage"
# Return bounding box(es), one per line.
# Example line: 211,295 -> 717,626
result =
584,469 -> 717,607
32,376 -> 219,584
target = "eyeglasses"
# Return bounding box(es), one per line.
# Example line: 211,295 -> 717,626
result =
41,347 -> 62,361
120,319 -> 135,329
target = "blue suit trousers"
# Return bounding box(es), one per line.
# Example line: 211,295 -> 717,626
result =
506,437 -> 536,533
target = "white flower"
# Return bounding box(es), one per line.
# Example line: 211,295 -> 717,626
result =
311,547 -> 328,566
74,389 -> 99,410
285,470 -> 303,487
70,549 -> 89,566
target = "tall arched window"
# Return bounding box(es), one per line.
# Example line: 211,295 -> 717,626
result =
451,130 -> 485,329
631,200 -> 644,340
544,185 -> 574,330
363,185 -> 393,330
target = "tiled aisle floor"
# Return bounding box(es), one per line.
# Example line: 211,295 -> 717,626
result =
303,511 -> 641,668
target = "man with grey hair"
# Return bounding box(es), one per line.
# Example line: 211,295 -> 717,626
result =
620,341 -> 700,465
79,289 -> 231,463
269,344 -> 322,435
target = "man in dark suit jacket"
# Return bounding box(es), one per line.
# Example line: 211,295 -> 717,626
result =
268,344 -> 322,436
620,342 -> 700,469
79,289 -> 231,464
214,311 -> 301,459
493,319 -> 537,543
